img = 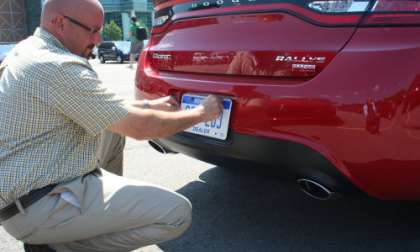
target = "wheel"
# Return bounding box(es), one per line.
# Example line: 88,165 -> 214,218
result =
99,55 -> 105,63
117,55 -> 123,64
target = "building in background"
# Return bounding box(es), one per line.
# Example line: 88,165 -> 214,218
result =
0,0 -> 153,43
102,0 -> 153,40
0,0 -> 28,43
25,0 -> 43,38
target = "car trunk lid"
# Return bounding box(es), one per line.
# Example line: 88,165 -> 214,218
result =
147,0 -> 372,78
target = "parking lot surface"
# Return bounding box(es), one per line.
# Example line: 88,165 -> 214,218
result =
2,61 -> 420,252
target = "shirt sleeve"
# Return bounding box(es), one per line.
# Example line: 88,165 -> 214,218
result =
47,61 -> 129,136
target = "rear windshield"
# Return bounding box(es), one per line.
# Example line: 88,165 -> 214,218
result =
99,42 -> 114,49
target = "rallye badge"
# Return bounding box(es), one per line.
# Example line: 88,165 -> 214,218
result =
275,55 -> 326,63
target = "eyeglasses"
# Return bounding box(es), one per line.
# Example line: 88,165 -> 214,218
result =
63,15 -> 102,34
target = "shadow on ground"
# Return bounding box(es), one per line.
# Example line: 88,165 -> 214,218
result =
158,165 -> 420,252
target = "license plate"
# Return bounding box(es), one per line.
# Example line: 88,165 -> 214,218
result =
181,94 -> 232,140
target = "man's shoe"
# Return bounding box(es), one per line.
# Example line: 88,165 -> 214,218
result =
23,243 -> 56,252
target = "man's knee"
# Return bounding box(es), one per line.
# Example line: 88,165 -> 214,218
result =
156,194 -> 192,242
171,196 -> 192,235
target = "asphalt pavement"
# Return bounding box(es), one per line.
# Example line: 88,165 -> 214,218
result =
2,60 -> 420,252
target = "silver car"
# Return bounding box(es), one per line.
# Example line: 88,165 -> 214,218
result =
0,44 -> 16,64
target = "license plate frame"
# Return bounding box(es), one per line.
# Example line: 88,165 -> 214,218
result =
181,94 -> 232,140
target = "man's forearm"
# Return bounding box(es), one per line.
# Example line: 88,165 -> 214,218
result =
108,94 -> 222,140
134,108 -> 204,139
108,106 -> 205,140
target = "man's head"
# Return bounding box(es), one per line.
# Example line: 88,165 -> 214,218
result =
41,0 -> 104,59
131,17 -> 137,24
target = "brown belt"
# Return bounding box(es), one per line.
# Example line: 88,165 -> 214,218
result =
0,184 -> 57,222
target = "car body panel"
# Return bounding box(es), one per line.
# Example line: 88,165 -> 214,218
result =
149,12 -> 358,78
136,0 -> 420,200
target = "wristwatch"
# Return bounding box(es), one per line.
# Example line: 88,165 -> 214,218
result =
143,100 -> 151,109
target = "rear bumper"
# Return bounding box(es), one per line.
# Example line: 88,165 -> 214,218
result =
153,131 -> 361,195
135,28 -> 420,200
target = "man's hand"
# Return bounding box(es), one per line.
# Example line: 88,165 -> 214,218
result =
195,95 -> 224,122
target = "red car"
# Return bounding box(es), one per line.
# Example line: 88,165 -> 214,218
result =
135,0 -> 420,200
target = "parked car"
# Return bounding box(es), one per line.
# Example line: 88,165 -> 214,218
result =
97,41 -> 132,63
91,46 -> 98,59
135,0 -> 420,200
0,44 -> 16,64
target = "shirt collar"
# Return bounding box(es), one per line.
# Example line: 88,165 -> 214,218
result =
34,27 -> 68,52
33,27 -> 92,66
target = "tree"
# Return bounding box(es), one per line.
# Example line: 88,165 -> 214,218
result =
102,20 -> 123,41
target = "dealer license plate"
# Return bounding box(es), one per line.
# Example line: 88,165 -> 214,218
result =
181,94 -> 232,140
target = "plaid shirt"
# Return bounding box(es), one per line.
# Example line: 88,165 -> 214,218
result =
0,28 -> 129,209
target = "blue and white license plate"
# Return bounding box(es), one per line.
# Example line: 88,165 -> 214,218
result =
181,94 -> 232,140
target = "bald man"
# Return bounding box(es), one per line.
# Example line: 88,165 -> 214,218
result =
0,0 -> 222,251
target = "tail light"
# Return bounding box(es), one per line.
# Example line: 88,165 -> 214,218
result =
153,7 -> 172,27
307,0 -> 369,13
153,0 -> 420,28
152,0 -> 373,29
361,0 -> 420,26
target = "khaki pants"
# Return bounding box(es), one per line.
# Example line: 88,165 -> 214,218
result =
3,170 -> 192,251
2,131 -> 192,251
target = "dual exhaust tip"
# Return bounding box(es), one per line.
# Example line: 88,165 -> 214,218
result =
297,178 -> 340,200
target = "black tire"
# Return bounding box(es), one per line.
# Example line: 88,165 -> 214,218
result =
99,55 -> 105,64
117,55 -> 123,64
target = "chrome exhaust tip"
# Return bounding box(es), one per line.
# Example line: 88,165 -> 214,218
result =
297,178 -> 341,200
148,140 -> 170,154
